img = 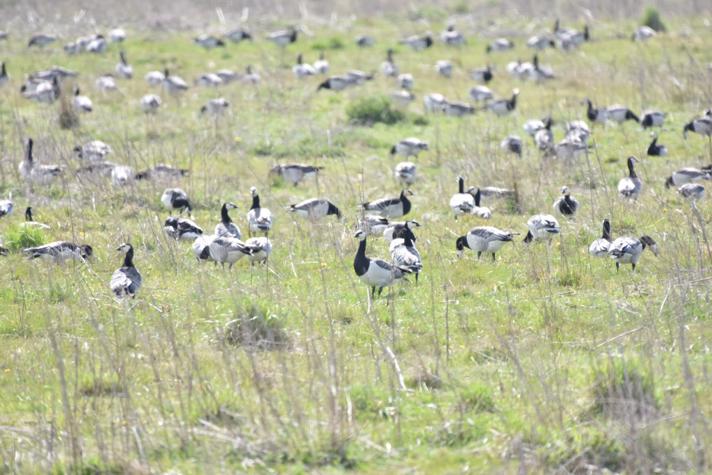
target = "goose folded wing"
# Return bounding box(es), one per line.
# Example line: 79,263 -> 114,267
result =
111,269 -> 135,294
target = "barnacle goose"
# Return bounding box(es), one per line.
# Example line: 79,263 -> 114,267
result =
24,241 -> 92,263
683,115 -> 712,139
29,67 -> 76,82
109,28 -> 126,43
86,35 -> 107,53
135,164 -> 188,181
20,77 -> 60,103
424,93 -> 446,112
162,69 -> 189,94
390,89 -> 415,106
381,49 -> 398,77
200,98 -> 230,116
194,34 -> 225,49
641,110 -> 665,128
470,85 -> 493,101
72,87 -> 93,112
164,216 -> 203,240
486,38 -> 514,53
441,25 -> 465,45
317,75 -> 351,91
527,35 -> 555,50
394,162 -> 417,186
362,190 -> 412,218
74,140 -> 112,161
565,120 -> 591,143
390,222 -> 422,282
488,89 -> 519,116
161,188 -> 192,213
313,52 -> 329,74
192,234 -> 216,262
145,70 -> 165,86
225,28 -> 252,43
244,237 -> 272,265
632,26 -> 656,42
401,34 -> 433,51
391,138 -> 428,157
140,94 -> 161,113
28,34 -> 56,48
95,74 -> 117,93
443,100 -> 475,116
449,177 -> 476,218
115,51 -> 133,79
195,73 -> 223,88
242,65 -> 261,84
293,54 -> 316,78
470,188 -> 492,219
607,105 -> 640,123
470,65 -> 493,83
269,164 -> 322,186
361,215 -> 390,236
21,207 -> 50,229
665,168 -> 711,188
617,156 -> 642,200
555,136 -> 588,161
553,186 -> 579,217
530,54 -> 555,81
500,135 -> 522,157
554,20 -> 589,49
0,194 -> 13,218
288,198 -> 341,220
383,220 -> 421,242
523,214 -> 560,243
608,236 -> 658,270
267,27 -> 298,47
19,138 -> 62,184
215,69 -> 238,83
589,219 -> 612,257
647,136 -> 667,156
111,243 -> 142,298
534,118 -> 554,152
353,230 -> 409,297
356,35 -> 375,47
678,183 -> 705,201
247,187 -> 273,236
456,226 -> 513,261
435,60 -> 453,78
398,73 -> 414,90
111,165 -> 134,186
215,203 -> 241,238
209,235 -> 252,268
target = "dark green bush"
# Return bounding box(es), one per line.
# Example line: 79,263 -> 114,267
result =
346,96 -> 405,125
224,305 -> 289,350
642,7 -> 666,32
591,360 -> 658,419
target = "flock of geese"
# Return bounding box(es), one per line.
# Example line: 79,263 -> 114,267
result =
0,19 -> 711,300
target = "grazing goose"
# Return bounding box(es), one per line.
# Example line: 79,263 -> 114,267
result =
394,162 -> 417,186
109,28 -> 126,43
192,234 -> 215,261
72,87 -> 93,112
353,230 -> 409,297
111,165 -> 134,186
665,168 -> 711,188
247,187 -> 273,236
398,73 -> 414,90
486,38 -> 514,53
647,136 -> 667,156
607,105 -> 639,124
244,237 -> 272,265
500,135 -> 522,157
470,188 -> 492,219
553,186 -> 579,217
293,54 -> 316,78
86,35 -> 107,53
214,203 -> 242,239
19,138 -> 62,184
449,177 -> 476,218
164,216 -> 203,240
20,77 -> 60,103
115,51 -> 133,78
683,115 -> 712,139
313,52 -> 329,74
209,235 -> 252,268
441,25 -> 465,45
195,73 -> 223,87
356,35 -> 375,47
161,188 -> 192,213
383,220 -> 421,242
424,93 -> 447,113
362,190 -> 412,218
678,183 -> 705,201
267,27 -> 298,47
361,215 -> 390,236
391,138 -> 428,157
226,28 -> 252,43
145,70 -> 165,86
111,243 -> 142,298
28,34 -> 56,48
140,94 -> 161,114
24,241 -> 93,263
488,90 -> 519,116
555,136 -> 589,161
456,226 -> 513,261
381,49 -> 398,77
0,62 -> 8,87
269,164 -> 322,186
200,98 -> 230,116
632,26 -> 656,42
74,140 -> 112,161
162,69 -> 189,94
554,20 -> 590,49
317,75 -> 352,91
470,64 -> 493,83
435,60 -> 453,78
527,35 -> 555,50
617,156 -> 643,200
288,198 -> 341,220
523,214 -> 560,243
534,118 -> 554,152
0,194 -> 13,218
608,236 -> 658,271
469,85 -> 493,101
565,120 -> 591,144
443,100 -> 475,117
95,74 -> 117,93
585,99 -> 607,124
641,110 -> 665,128
242,65 -> 261,84
194,34 -> 225,49
401,34 -> 433,51
135,164 -> 188,181
589,219 -> 612,257
389,223 -> 422,282
390,89 -> 415,106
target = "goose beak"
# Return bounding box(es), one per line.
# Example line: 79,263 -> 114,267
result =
651,244 -> 659,257
456,250 -> 463,258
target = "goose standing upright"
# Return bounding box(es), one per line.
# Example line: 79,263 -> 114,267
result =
115,51 -> 133,78
589,219 -> 612,257
353,230 -> 408,297
455,226 -> 513,261
553,186 -> 579,217
247,187 -> 273,236
0,62 -> 7,87
111,243 -> 142,298
292,53 -> 316,78
608,236 -> 658,271
617,156 -> 642,200
215,202 -> 241,238
449,176 -> 475,218
19,138 -> 62,184
313,52 -> 329,74
163,69 -> 189,94
389,222 -> 422,282
72,87 -> 93,112
381,49 -> 398,77
362,190 -> 412,218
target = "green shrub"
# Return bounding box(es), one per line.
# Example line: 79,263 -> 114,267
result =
346,96 -> 405,125
545,430 -> 624,473
642,7 -> 666,32
459,383 -> 495,413
591,360 -> 658,419
224,305 -> 289,350
4,225 -> 46,251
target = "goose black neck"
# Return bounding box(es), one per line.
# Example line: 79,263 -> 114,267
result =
458,177 -> 464,193
251,194 -> 260,210
586,101 -> 596,120
120,51 -> 127,64
327,202 -> 341,218
123,246 -> 135,267
400,192 -> 411,214
25,207 -> 32,221
456,236 -> 469,251
474,189 -> 481,206
628,158 -> 637,178
1,63 -> 6,76
602,220 -> 611,240
353,239 -> 369,276
26,139 -> 33,162
221,203 -> 231,223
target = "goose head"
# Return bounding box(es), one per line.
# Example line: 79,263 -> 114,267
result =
80,245 -> 94,259
455,236 -> 469,258
560,186 -> 570,196
640,235 -> 658,256
116,243 -> 132,253
250,186 -> 258,197
354,230 -> 367,241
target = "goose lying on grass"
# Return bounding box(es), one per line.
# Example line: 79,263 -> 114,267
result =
24,241 -> 93,263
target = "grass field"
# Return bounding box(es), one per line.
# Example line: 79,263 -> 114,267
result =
1,8 -> 712,474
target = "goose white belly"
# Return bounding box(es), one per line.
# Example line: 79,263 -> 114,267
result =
360,260 -> 398,288
588,238 -> 610,257
617,177 -> 641,198
449,193 -> 475,215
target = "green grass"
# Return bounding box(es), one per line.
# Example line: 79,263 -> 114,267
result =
0,13 -> 710,475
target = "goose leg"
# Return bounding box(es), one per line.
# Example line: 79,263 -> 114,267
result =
477,252 -> 481,260
491,253 -> 496,262
631,263 -> 636,271
615,262 -> 620,272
